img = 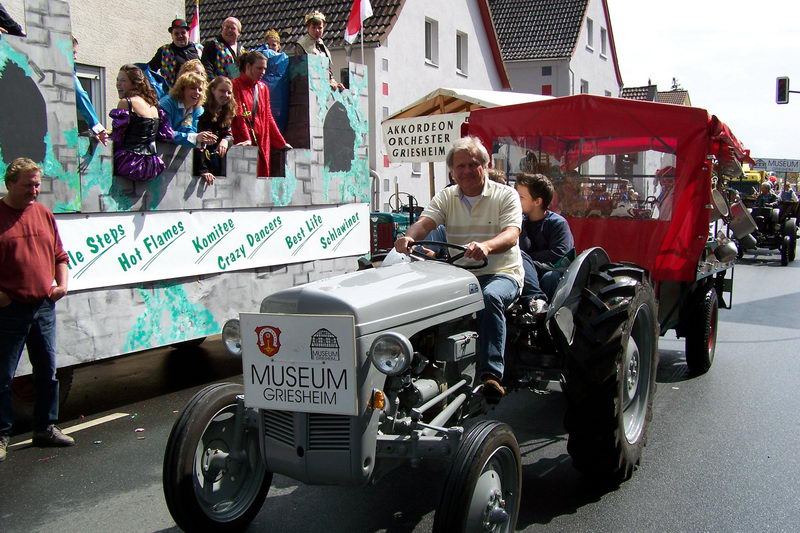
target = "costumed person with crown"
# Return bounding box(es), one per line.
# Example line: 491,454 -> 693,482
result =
290,10 -> 344,91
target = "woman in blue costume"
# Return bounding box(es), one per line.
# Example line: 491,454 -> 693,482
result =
159,72 -> 217,148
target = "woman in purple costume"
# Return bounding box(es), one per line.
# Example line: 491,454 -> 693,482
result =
109,65 -> 173,181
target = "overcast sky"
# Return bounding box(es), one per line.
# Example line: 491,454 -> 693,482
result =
607,0 -> 800,160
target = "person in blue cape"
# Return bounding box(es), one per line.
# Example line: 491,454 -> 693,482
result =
250,29 -> 289,132
72,37 -> 108,145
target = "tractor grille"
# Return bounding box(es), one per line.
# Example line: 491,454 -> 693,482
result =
263,410 -> 294,447
263,411 -> 351,451
308,414 -> 350,450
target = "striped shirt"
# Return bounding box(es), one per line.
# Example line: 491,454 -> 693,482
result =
422,179 -> 524,284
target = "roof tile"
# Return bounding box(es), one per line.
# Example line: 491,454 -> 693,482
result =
487,0 -> 589,60
188,0 -> 402,49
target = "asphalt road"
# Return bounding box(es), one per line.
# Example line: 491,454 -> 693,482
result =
1,256 -> 799,532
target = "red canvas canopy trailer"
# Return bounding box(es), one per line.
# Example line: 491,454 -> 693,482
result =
467,94 -> 751,283
466,94 -> 755,368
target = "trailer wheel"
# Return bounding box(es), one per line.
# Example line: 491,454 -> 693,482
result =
564,263 -> 659,482
780,239 -> 789,266
784,219 -> 796,262
434,421 -> 521,533
163,383 -> 271,532
685,288 -> 719,375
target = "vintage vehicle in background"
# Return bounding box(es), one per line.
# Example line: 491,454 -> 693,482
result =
727,168 -> 764,199
369,192 -> 420,259
162,95 -> 757,532
737,201 -> 798,265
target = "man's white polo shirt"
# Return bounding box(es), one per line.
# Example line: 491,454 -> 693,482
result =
421,179 -> 524,285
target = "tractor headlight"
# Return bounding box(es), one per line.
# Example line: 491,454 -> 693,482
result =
222,319 -> 242,356
369,333 -> 413,375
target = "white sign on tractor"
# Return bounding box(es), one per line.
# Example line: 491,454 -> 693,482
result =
241,313 -> 358,416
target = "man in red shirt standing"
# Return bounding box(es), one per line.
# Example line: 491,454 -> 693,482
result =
0,158 -> 73,463
231,51 -> 292,178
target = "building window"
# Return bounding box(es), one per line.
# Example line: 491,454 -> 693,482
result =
412,162 -> 422,175
382,106 -> 389,120
382,58 -> 389,71
383,179 -> 390,192
541,66 -> 552,76
541,84 -> 552,96
425,18 -> 439,65
580,79 -> 589,94
382,82 -> 389,96
600,27 -> 608,56
75,64 -> 105,133
456,31 -> 468,75
383,155 -> 390,168
604,90 -> 612,97
586,18 -> 594,50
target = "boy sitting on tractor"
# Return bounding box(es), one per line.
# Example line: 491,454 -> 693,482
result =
515,173 -> 575,315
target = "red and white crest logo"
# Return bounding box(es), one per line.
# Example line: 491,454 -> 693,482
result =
254,326 -> 282,357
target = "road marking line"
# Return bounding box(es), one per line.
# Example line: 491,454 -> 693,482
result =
10,412 -> 130,448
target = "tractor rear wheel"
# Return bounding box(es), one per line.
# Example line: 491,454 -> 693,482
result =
563,263 -> 659,482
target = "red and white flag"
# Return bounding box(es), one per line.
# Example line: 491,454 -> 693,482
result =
344,0 -> 373,44
189,0 -> 200,43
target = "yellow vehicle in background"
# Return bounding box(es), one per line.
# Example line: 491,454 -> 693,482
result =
727,168 -> 764,199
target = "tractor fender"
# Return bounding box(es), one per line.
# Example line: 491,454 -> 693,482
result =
545,247 -> 611,347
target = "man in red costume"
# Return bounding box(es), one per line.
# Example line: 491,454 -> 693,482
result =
231,51 -> 291,177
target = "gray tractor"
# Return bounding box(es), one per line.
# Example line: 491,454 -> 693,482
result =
162,243 -> 657,532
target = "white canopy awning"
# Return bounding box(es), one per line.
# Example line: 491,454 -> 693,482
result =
385,87 -> 551,121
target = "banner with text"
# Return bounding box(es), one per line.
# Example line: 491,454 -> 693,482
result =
382,113 -> 469,163
752,158 -> 800,173
58,204 -> 370,291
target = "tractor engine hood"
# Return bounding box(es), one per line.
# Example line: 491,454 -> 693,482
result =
260,261 -> 484,337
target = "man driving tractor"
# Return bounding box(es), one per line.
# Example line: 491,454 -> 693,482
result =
394,136 -> 524,401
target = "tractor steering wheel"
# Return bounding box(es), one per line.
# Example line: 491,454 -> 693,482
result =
409,240 -> 489,270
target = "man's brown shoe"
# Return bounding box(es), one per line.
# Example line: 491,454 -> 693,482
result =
32,425 -> 75,447
481,375 -> 506,404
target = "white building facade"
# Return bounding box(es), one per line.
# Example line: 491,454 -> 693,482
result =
329,0 -> 510,211
493,0 -> 622,99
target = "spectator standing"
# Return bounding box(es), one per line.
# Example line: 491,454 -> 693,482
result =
201,17 -> 244,80
290,10 -> 344,90
780,182 -> 798,202
0,158 -> 72,462
110,64 -> 173,181
231,51 -> 291,178
72,37 -> 108,145
0,3 -> 24,36
159,72 -> 215,148
147,18 -> 203,89
515,173 -> 574,313
194,76 -> 236,185
395,137 -> 524,400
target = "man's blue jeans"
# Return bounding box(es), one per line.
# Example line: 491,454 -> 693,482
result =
477,274 -> 520,380
0,299 -> 60,436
